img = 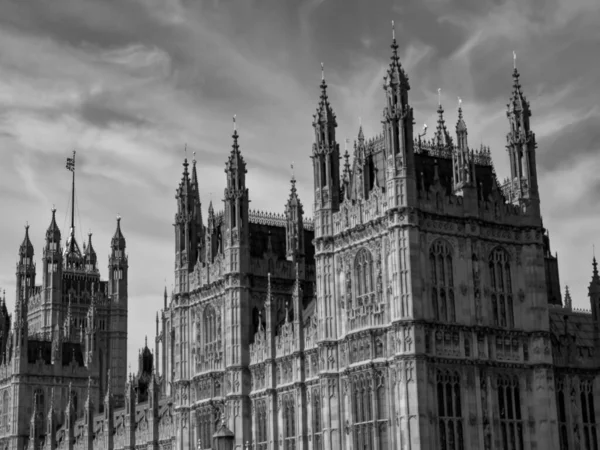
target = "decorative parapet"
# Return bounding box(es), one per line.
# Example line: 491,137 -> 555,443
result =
413,141 -> 493,166
248,210 -> 314,231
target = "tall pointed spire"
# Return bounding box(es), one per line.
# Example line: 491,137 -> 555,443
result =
385,20 -> 409,93
19,224 -> 34,260
285,162 -> 305,261
314,63 -> 336,130
434,89 -> 452,148
226,115 -> 247,183
505,52 -> 539,213
84,232 -> 97,272
46,206 -> 61,244
564,285 -> 572,310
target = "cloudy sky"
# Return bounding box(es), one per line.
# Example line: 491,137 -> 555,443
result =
0,0 -> 599,365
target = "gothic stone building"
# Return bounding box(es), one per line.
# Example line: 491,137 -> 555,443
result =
3,34 -> 600,450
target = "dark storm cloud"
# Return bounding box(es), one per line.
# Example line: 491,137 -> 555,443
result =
79,96 -> 149,129
0,0 -> 165,50
537,112 -> 600,173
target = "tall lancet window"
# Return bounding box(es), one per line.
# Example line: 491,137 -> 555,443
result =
352,373 -> 374,450
497,375 -> 523,450
581,379 -> 598,450
437,370 -> 464,450
203,304 -> 220,368
489,248 -> 514,327
354,248 -> 374,298
557,378 -> 569,450
34,390 -> 45,426
197,406 -> 216,450
312,388 -> 322,450
255,399 -> 268,450
283,393 -> 296,450
430,240 -> 455,322
2,391 -> 9,432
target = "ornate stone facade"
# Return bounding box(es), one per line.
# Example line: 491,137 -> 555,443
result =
3,32 -> 600,450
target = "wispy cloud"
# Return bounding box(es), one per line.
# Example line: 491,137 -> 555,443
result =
0,0 -> 599,361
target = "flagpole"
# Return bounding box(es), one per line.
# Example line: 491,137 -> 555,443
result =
71,150 -> 76,232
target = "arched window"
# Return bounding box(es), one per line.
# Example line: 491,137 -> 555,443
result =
34,389 -> 45,431
489,248 -> 514,327
197,406 -> 216,450
437,370 -> 464,450
557,379 -> 569,450
352,374 -> 374,449
354,248 -> 374,297
1,390 -> 8,432
205,307 -> 216,343
430,240 -> 455,323
283,393 -> 295,450
72,392 -> 78,419
255,399 -> 268,450
497,375 -> 523,450
581,380 -> 598,450
203,305 -> 220,369
312,388 -> 322,450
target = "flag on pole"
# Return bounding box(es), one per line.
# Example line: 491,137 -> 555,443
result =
66,153 -> 75,172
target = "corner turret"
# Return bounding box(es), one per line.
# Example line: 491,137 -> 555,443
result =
382,21 -> 416,209
285,170 -> 305,263
224,118 -> 250,273
43,208 -> 63,306
312,65 -> 340,237
109,216 -> 128,300
505,54 -> 540,216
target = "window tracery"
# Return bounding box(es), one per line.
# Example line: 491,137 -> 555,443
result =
436,370 -> 464,450
197,405 -> 216,449
1,390 -> 8,432
312,388 -> 322,450
496,374 -> 523,450
557,378 -> 568,450
350,371 -> 388,450
255,399 -> 268,450
580,379 -> 598,450
34,389 -> 44,429
489,248 -> 514,327
355,248 -> 374,297
200,304 -> 221,371
283,393 -> 296,449
430,240 -> 455,323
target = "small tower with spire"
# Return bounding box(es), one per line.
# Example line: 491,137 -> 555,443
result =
285,165 -> 305,264
453,98 -> 477,203
42,207 -> 62,310
14,224 -> 33,365
434,90 -> 453,149
83,232 -> 98,273
506,53 -> 540,216
16,224 -> 35,307
205,200 -> 216,264
109,216 -> 127,299
382,21 -> 417,209
222,115 -> 253,446
224,116 -> 250,271
312,63 -> 341,238
174,149 -> 205,293
108,215 -> 128,402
